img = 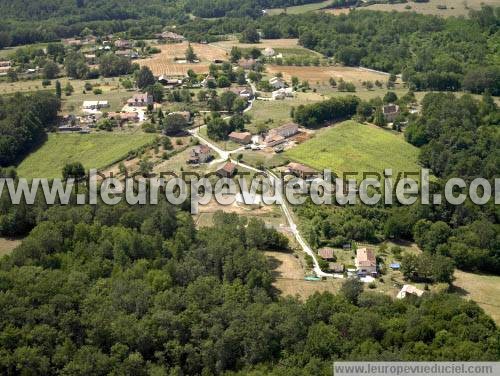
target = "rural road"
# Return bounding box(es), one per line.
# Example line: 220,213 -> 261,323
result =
187,84 -> 337,278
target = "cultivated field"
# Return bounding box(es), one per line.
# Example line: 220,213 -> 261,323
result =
267,65 -> 392,87
285,120 -> 421,180
17,132 -> 156,179
453,270 -> 500,324
137,42 -> 228,76
363,0 -> 498,17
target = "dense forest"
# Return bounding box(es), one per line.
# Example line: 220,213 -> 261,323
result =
0,92 -> 60,166
0,198 -> 499,374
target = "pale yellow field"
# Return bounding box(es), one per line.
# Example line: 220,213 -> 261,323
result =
0,237 -> 22,257
453,270 -> 500,324
363,0 -> 499,17
137,42 -> 228,75
212,38 -> 304,52
266,65 -> 393,87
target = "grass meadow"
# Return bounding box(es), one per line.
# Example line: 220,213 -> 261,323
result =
285,120 -> 421,180
17,132 -> 156,179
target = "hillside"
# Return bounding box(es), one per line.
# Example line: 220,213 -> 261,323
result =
285,120 -> 421,180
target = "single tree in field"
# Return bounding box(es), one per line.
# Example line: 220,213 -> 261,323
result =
373,107 -> 386,127
55,80 -> 62,98
185,44 -> 197,63
62,162 -> 85,181
136,66 -> 155,90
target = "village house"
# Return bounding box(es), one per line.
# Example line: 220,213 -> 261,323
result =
114,39 -> 132,49
216,162 -> 237,178
158,75 -> 183,87
115,49 -> 139,59
107,112 -> 139,124
396,284 -> 425,299
287,162 -> 317,179
328,263 -> 344,273
188,145 -> 212,164
62,38 -> 82,47
0,61 -> 11,76
169,111 -> 191,123
228,86 -> 253,100
83,100 -> 109,111
355,248 -> 377,276
383,103 -> 400,122
271,122 -> 299,138
269,76 -> 286,89
317,247 -> 335,261
262,47 -> 276,57
84,54 -> 96,64
229,131 -> 252,144
201,75 -> 216,88
272,87 -> 294,100
238,58 -> 256,70
127,93 -> 153,107
156,31 -> 185,43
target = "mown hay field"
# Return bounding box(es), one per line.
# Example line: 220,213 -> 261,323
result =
266,65 -> 392,87
285,120 -> 421,180
17,132 -> 156,179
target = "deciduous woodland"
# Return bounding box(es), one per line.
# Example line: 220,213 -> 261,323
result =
0,1 -> 499,374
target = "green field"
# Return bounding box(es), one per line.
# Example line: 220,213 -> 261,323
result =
17,132 -> 156,179
266,0 -> 333,15
285,120 -> 421,179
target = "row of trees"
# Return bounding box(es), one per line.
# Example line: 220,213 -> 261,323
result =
293,95 -> 360,128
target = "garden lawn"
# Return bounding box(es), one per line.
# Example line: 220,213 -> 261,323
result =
285,120 -> 421,180
17,132 -> 156,179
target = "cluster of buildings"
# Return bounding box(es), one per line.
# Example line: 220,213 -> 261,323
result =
317,247 -> 378,277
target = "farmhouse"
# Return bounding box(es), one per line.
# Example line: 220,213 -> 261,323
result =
158,75 -> 183,87
114,39 -> 132,49
238,58 -> 256,70
271,122 -> 299,138
0,61 -> 11,76
169,111 -> 191,123
228,86 -> 253,99
355,248 -> 377,276
157,31 -> 185,43
127,93 -> 153,107
201,75 -> 216,88
216,162 -> 237,178
269,76 -> 286,89
83,100 -> 109,110
265,134 -> 286,147
107,112 -> 139,124
228,131 -> 252,144
396,284 -> 425,299
115,49 -> 139,59
328,263 -> 344,273
383,104 -> 400,122
287,162 -> 317,179
317,247 -> 335,261
188,145 -> 212,164
262,47 -> 276,57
